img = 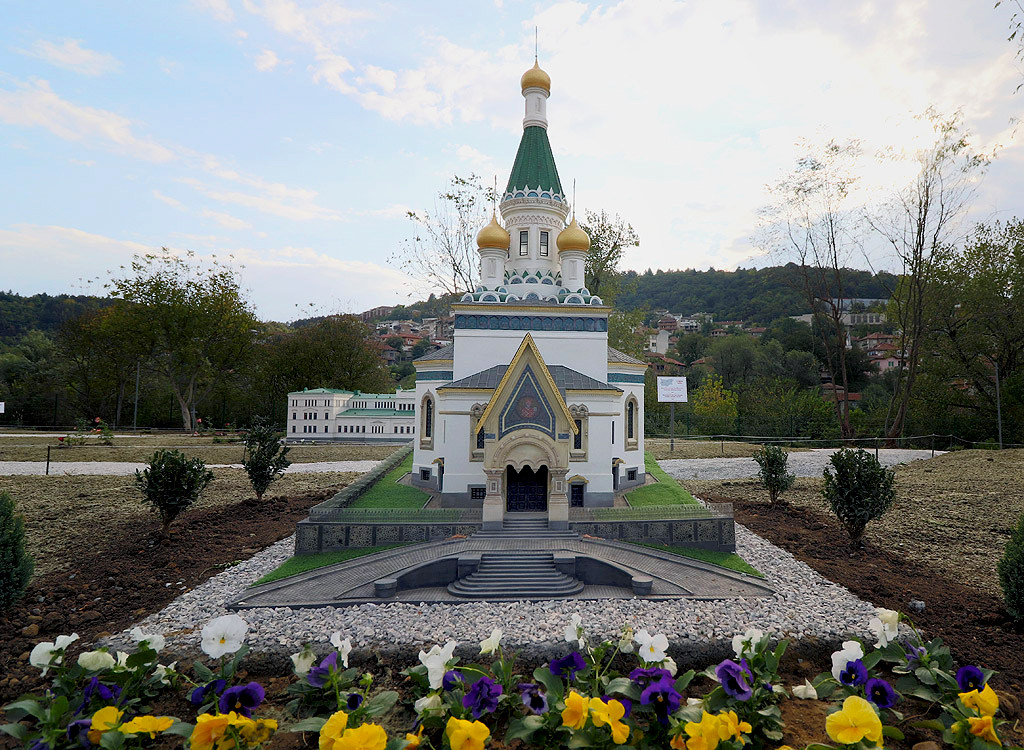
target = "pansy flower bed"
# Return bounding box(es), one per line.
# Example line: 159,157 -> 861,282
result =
1,609 -> 1017,750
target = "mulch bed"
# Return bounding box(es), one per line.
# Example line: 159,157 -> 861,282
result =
0,489 -> 335,704
722,494 -> 1024,694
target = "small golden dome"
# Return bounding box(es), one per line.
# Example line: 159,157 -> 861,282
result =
476,214 -> 510,249
556,217 -> 590,253
520,60 -> 551,93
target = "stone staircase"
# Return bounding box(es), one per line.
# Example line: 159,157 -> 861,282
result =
469,516 -> 579,539
447,550 -> 584,599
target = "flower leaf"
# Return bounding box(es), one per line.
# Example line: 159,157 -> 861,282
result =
604,677 -> 640,701
533,666 -> 564,700
2,699 -> 46,721
882,726 -> 905,740
362,691 -> 400,717
192,660 -> 215,682
164,721 -> 194,738
0,723 -> 28,740
910,720 -> 946,732
505,715 -> 546,744
288,717 -> 328,733
675,669 -> 696,691
915,667 -> 938,685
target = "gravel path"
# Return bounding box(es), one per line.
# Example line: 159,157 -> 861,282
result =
114,518 -> 876,658
660,447 -> 939,481
0,460 -> 380,476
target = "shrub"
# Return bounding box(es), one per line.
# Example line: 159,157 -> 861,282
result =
998,512 -> 1024,622
0,490 -> 33,610
242,417 -> 291,501
821,448 -> 896,543
135,449 -> 214,535
752,444 -> 795,505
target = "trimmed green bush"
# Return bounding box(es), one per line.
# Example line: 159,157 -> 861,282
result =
821,448 -> 896,543
998,512 -> 1024,622
242,417 -> 291,501
752,444 -> 795,505
0,491 -> 33,610
135,449 -> 214,535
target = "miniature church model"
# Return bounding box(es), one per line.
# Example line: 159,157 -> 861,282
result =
411,59 -> 646,530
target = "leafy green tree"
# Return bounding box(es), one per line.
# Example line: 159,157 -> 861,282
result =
998,510 -> 1024,622
0,330 -> 65,426
608,309 -> 646,359
242,417 -> 291,501
822,449 -> 896,544
107,250 -> 260,430
384,336 -> 404,351
691,373 -> 738,435
762,317 -> 814,353
580,209 -> 640,303
708,335 -> 758,388
410,338 -> 432,358
752,445 -> 795,505
135,449 -> 214,535
675,333 -> 709,366
0,490 -> 33,610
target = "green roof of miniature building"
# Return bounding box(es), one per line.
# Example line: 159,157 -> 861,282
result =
505,126 -> 563,195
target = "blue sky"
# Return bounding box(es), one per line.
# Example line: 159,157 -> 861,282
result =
1,0 -> 1022,321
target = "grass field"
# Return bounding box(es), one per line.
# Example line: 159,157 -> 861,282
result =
625,453 -> 699,506
254,545 -> 411,584
346,454 -> 429,509
631,541 -> 763,577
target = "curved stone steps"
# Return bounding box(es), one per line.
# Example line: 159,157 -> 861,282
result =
447,551 -> 584,599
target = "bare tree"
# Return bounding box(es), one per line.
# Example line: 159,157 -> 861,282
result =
392,174 -> 497,297
867,110 -> 992,441
579,209 -> 640,303
758,139 -> 864,438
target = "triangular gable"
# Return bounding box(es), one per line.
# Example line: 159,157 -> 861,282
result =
476,333 -> 577,435
498,365 -> 556,438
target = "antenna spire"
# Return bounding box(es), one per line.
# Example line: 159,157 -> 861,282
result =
535,26 -> 538,62
492,175 -> 497,215
572,178 -> 577,219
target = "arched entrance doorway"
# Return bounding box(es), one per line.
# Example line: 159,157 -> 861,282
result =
506,465 -> 548,512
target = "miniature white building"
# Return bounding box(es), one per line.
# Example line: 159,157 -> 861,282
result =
286,387 -> 416,442
411,61 -> 647,530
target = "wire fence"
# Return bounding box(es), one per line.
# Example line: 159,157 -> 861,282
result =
645,431 -> 1024,453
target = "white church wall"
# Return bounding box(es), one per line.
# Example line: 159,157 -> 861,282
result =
453,329 -> 608,380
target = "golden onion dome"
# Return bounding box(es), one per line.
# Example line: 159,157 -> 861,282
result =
520,60 -> 551,93
476,214 -> 510,249
556,217 -> 590,253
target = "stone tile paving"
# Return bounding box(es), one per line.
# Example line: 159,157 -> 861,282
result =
660,447 -> 939,481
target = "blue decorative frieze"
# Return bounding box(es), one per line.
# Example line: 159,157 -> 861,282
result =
417,371 -> 454,381
557,433 -> 571,440
607,373 -> 646,384
455,314 -> 608,332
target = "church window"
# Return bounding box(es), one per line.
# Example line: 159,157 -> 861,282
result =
627,401 -> 635,440
476,428 -> 485,450
540,231 -> 549,256
574,419 -> 582,450
470,487 -> 486,500
291,426 -> 295,433
292,412 -> 296,419
424,397 -> 433,437
519,230 -> 529,256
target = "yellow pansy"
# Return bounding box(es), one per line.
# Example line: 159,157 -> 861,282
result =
320,711 -> 350,750
961,684 -> 1000,718
190,713 -> 233,750
404,725 -> 425,749
445,717 -> 491,750
88,706 -> 124,744
670,734 -> 687,750
716,710 -> 752,742
561,691 -> 590,730
239,718 -> 278,746
968,716 -> 1001,746
825,696 -> 883,747
588,697 -> 630,744
119,715 -> 174,738
685,711 -> 723,750
334,723 -> 388,750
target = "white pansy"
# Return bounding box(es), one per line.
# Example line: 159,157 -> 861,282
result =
200,614 -> 248,659
868,608 -> 900,649
634,629 -> 669,663
418,641 -> 458,690
331,633 -> 353,667
77,650 -> 116,672
686,697 -> 703,706
129,627 -> 166,653
29,633 -> 79,674
414,693 -> 443,715
830,640 -> 865,681
662,656 -> 678,677
792,679 -> 818,699
153,661 -> 176,685
564,614 -> 583,646
291,647 -> 317,677
731,628 -> 764,658
479,628 -> 503,655
115,651 -> 131,669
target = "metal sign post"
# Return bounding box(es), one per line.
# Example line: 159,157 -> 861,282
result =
657,377 -> 688,454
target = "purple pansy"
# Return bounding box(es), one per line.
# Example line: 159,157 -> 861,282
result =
839,659 -> 868,688
865,678 -> 898,709
218,681 -> 266,718
189,679 -> 227,706
519,683 -> 549,715
640,677 -> 681,725
904,642 -> 926,668
66,719 -> 92,748
443,670 -> 465,692
716,658 -> 754,701
77,677 -> 122,714
629,666 -> 673,690
550,651 -> 587,681
346,693 -> 364,711
462,676 -> 503,718
956,666 -> 985,693
307,652 -> 339,688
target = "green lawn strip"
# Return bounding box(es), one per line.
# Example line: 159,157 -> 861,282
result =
254,544 -> 411,585
347,454 -> 428,509
631,541 -> 763,578
625,452 -> 699,506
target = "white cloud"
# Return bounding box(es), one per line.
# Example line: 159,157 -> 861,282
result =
159,58 -> 183,76
70,158 -> 95,166
16,38 -> 121,76
254,49 -> 281,71
153,190 -> 185,208
202,208 -> 253,229
179,176 -> 342,221
0,78 -> 175,162
192,0 -> 235,21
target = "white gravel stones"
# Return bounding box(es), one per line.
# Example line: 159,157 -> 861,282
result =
659,448 -> 939,481
116,521 -> 876,657
0,460 -> 379,476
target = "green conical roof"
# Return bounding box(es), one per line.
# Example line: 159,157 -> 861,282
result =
505,126 -> 564,196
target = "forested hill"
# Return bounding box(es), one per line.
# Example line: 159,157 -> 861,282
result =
614,264 -> 898,322
0,292 -> 112,342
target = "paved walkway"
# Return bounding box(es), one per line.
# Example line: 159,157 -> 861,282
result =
230,536 -> 773,609
660,447 -> 939,481
0,460 -> 380,476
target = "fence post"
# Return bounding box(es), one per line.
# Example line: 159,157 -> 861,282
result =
875,437 -> 879,462
46,444 -> 51,476
930,434 -> 934,458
